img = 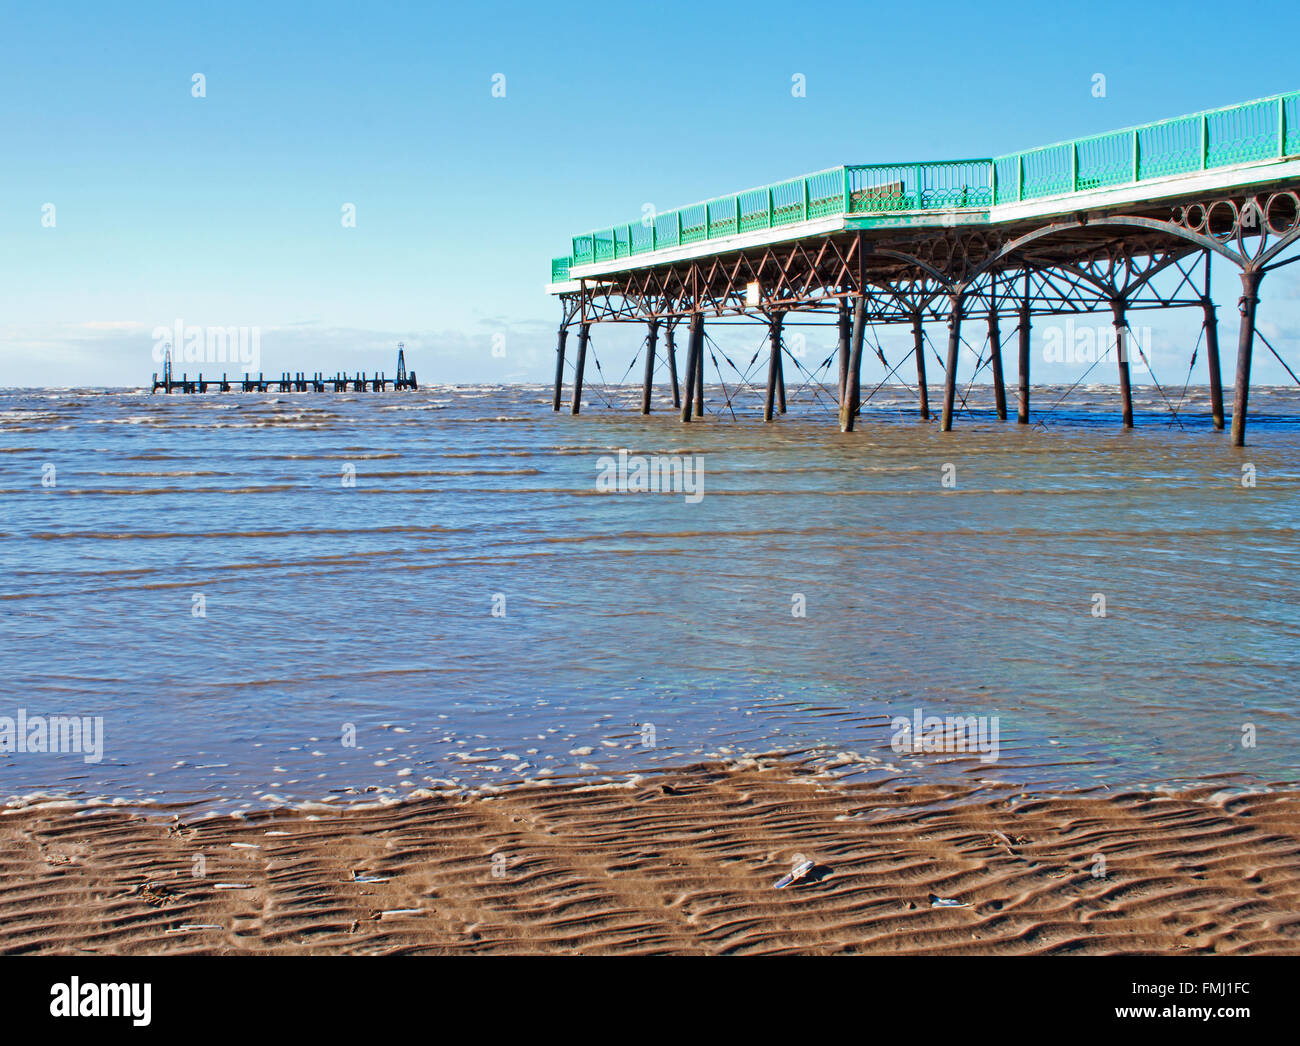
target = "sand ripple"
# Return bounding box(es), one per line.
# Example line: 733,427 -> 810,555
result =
3,762 -> 1298,955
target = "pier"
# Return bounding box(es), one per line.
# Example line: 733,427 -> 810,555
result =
151,344 -> 418,394
547,92 -> 1300,445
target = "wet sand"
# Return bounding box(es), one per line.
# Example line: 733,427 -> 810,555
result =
4,760 -> 1299,955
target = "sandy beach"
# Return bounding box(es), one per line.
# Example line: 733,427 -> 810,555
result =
4,760 -> 1298,956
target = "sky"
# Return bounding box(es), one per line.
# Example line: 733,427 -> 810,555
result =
0,0 -> 1298,388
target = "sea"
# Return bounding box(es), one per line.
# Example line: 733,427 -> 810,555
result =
1,383 -> 1297,814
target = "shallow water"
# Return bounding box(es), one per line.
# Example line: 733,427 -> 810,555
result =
1,383 -> 1298,812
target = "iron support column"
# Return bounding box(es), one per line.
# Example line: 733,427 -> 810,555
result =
1112,301 -> 1133,429
1204,298 -> 1225,431
693,324 -> 705,417
912,312 -> 929,420
640,320 -> 659,415
1230,269 -> 1263,448
570,323 -> 590,416
1017,296 -> 1031,425
940,293 -> 964,432
665,326 -> 681,408
764,312 -> 784,422
839,296 -> 867,432
988,310 -> 1007,421
680,313 -> 702,423
552,326 -> 568,412
837,301 -> 851,409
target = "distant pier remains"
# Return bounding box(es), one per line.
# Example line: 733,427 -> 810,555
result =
151,343 -> 417,394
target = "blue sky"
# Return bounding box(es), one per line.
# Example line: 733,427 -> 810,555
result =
1,0 -> 1297,387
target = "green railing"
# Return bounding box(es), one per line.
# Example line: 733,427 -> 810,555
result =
847,160 -> 993,213
563,161 -> 989,273
553,91 -> 1299,280
993,90 -> 1298,204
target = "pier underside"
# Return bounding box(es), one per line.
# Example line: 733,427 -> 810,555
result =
554,182 -> 1300,445
550,91 -> 1300,445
